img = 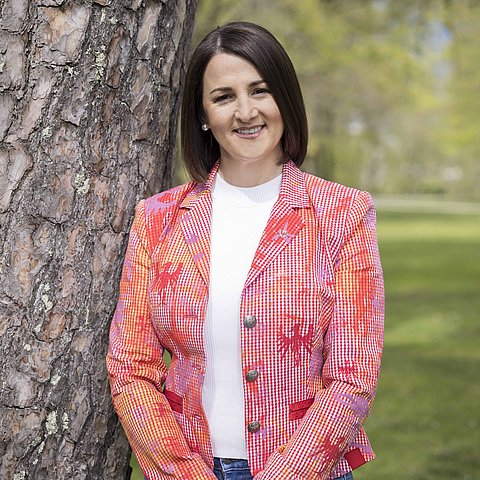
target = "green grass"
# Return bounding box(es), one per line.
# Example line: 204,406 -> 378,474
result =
355,211 -> 480,480
131,455 -> 142,480
131,210 -> 480,480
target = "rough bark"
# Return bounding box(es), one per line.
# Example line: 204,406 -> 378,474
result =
0,0 -> 197,478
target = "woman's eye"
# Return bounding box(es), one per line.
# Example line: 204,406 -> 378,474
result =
213,94 -> 232,104
252,88 -> 270,96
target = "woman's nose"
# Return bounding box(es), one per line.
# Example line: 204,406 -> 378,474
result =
234,96 -> 258,122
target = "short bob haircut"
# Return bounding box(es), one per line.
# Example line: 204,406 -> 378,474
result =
181,21 -> 308,183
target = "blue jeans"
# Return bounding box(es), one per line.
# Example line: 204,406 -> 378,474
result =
213,457 -> 354,480
213,458 -> 253,480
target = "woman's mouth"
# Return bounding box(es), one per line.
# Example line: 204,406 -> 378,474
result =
234,125 -> 264,137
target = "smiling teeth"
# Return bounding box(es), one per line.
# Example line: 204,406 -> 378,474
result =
236,126 -> 262,134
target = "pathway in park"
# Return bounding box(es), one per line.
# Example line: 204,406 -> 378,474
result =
373,195 -> 480,215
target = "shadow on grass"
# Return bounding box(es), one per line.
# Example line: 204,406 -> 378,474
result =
355,344 -> 480,480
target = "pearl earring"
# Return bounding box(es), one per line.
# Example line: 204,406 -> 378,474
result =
201,123 -> 209,131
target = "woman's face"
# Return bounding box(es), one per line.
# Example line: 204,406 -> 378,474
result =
202,53 -> 284,170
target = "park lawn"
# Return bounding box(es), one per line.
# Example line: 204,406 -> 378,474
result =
355,210 -> 480,480
132,210 -> 480,480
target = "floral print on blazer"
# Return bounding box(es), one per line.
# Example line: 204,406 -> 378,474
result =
107,161 -> 384,480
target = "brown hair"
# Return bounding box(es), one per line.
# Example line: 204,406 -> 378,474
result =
181,22 -> 308,183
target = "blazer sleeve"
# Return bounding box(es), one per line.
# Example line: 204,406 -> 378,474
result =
255,190 -> 385,480
106,200 -> 216,480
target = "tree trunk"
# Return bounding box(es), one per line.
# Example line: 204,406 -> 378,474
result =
0,0 -> 197,478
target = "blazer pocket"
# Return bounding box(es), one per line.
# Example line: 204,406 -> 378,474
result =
164,389 -> 183,414
289,398 -> 314,421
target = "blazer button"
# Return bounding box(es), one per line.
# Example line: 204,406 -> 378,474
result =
243,315 -> 257,328
247,421 -> 260,433
245,369 -> 258,382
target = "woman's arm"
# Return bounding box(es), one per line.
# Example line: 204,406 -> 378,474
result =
256,190 -> 384,480
106,200 -> 216,480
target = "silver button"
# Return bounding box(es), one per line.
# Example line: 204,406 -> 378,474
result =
246,369 -> 259,382
243,315 -> 257,328
247,421 -> 260,433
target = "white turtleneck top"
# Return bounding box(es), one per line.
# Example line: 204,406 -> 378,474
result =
202,171 -> 282,459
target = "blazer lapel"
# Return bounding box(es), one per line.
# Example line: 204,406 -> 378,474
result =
178,165 -> 219,287
178,161 -> 310,290
244,161 -> 310,290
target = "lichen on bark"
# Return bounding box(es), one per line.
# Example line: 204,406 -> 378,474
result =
0,0 -> 198,478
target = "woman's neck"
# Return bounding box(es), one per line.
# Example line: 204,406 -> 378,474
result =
218,159 -> 283,188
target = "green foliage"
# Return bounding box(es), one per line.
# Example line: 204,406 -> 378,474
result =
435,1 -> 480,200
187,0 -> 480,200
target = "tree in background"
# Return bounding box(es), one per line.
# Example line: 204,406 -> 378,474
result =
441,0 -> 480,200
193,0 -> 480,201
0,0 -> 197,478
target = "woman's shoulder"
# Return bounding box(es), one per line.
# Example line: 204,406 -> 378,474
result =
300,170 -> 376,244
141,181 -> 196,218
302,170 -> 372,210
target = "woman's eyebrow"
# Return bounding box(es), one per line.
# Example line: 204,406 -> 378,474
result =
249,79 -> 267,87
209,86 -> 232,95
209,79 -> 266,95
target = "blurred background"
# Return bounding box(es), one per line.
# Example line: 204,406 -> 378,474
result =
134,1 -> 480,478
181,0 -> 480,202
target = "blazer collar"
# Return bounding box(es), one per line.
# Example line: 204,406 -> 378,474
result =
179,162 -> 219,210
180,160 -> 310,210
278,160 -> 310,208
178,160 -> 310,288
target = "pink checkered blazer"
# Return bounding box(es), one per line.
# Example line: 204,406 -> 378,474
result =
107,161 -> 384,480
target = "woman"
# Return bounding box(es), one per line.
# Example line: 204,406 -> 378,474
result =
107,22 -> 384,480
